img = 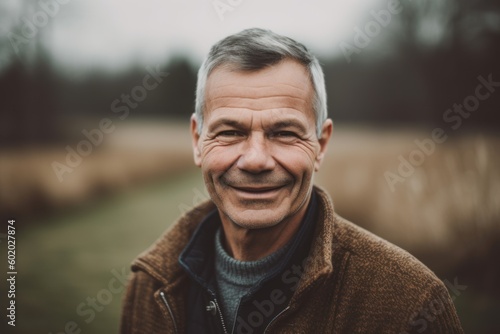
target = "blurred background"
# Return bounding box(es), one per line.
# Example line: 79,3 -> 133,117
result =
0,0 -> 499,332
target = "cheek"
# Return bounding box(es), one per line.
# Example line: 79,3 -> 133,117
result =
272,144 -> 317,176
201,145 -> 240,175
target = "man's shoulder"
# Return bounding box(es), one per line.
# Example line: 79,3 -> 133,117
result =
335,215 -> 439,287
314,186 -> 440,289
325,215 -> 463,333
306,188 -> 463,332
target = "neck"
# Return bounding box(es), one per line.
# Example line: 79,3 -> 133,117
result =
219,197 -> 310,261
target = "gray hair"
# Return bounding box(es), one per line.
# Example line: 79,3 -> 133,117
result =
194,28 -> 327,138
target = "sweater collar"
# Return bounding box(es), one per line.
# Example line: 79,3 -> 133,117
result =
214,226 -> 293,288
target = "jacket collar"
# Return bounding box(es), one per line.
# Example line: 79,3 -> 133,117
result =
132,186 -> 343,298
290,186 -> 346,304
177,190 -> 319,295
131,199 -> 217,286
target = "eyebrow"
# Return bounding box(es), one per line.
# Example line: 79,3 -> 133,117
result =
208,118 -> 247,132
270,120 -> 308,134
208,117 -> 308,134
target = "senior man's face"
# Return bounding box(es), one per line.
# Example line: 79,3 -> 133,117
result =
191,59 -> 332,229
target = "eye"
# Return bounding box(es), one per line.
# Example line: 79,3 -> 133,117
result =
269,131 -> 300,143
274,131 -> 298,138
215,130 -> 246,142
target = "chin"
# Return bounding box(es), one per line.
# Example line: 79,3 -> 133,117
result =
225,208 -> 287,230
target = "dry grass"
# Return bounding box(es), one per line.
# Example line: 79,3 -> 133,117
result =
0,121 -> 194,216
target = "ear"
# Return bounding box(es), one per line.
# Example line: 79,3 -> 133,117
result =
314,119 -> 333,172
190,114 -> 202,167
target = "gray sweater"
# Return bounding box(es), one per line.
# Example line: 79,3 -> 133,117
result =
214,227 -> 292,332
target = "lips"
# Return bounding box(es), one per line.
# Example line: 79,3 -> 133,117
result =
232,185 -> 284,193
220,173 -> 291,198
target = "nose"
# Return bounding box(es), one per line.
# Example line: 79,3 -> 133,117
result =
236,133 -> 276,174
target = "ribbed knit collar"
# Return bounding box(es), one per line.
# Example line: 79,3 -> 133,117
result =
214,227 -> 293,288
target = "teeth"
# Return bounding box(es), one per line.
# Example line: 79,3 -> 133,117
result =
239,187 -> 277,192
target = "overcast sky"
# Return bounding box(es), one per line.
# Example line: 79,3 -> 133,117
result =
1,0 -> 385,72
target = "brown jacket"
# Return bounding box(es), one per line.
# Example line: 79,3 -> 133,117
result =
120,186 -> 464,333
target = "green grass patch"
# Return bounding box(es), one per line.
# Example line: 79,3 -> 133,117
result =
14,171 -> 205,333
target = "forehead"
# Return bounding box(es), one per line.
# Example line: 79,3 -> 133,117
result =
204,60 -> 315,117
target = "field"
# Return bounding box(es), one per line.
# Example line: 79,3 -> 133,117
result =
1,122 -> 499,333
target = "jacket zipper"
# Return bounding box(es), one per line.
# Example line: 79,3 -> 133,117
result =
263,305 -> 290,333
212,297 -> 229,334
160,291 -> 179,334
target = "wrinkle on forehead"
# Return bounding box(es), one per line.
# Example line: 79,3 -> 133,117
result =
208,59 -> 311,88
204,59 -> 315,118
209,96 -> 310,113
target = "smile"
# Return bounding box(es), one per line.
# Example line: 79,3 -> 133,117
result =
230,185 -> 285,198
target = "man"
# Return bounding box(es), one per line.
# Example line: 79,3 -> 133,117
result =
120,28 -> 463,334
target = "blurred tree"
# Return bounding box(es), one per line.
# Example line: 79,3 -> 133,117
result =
153,57 -> 198,119
0,1 -> 61,147
392,0 -> 500,128
324,0 -> 500,128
